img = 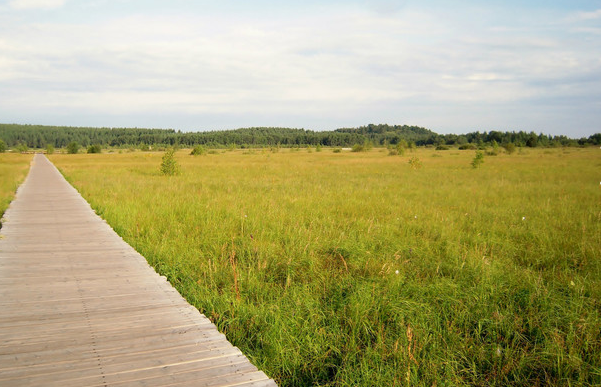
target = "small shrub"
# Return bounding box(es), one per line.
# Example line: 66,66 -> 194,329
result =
66,141 -> 80,154
15,142 -> 28,153
190,145 -> 206,156
436,145 -> 450,150
503,142 -> 516,154
46,144 -> 55,154
315,145 -> 322,152
471,151 -> 484,168
160,148 -> 180,176
408,156 -> 422,169
395,142 -> 406,156
351,143 -> 365,152
352,140 -> 373,152
526,135 -> 538,147
140,143 -> 150,151
0,139 -> 6,153
459,144 -> 476,150
87,144 -> 102,154
388,149 -> 398,156
486,141 -> 500,156
333,148 -> 342,153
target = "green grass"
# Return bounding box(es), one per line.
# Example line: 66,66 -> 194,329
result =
0,153 -> 33,226
51,147 -> 601,386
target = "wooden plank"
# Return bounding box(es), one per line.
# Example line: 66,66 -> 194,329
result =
0,154 -> 277,387
0,346 -> 246,380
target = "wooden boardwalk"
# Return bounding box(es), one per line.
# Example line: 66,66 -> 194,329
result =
0,154 -> 276,387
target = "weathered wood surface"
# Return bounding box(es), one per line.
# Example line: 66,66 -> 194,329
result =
0,154 -> 276,387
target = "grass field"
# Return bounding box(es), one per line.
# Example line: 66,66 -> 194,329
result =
50,147 -> 601,386
0,153 -> 33,226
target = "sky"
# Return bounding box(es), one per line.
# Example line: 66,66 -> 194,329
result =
1,0 -> 600,137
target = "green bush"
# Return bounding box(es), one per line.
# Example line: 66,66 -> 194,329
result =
0,139 -> 6,153
190,145 -> 206,156
351,143 -> 364,152
15,142 -> 28,153
87,144 -> 102,154
471,151 -> 484,168
408,156 -> 422,169
459,144 -> 476,150
395,141 -> 406,156
352,140 -> 373,153
436,145 -> 450,150
486,140 -> 500,156
333,148 -> 342,153
46,144 -> 55,154
503,142 -> 516,154
160,148 -> 180,175
486,142 -> 499,156
66,141 -> 80,154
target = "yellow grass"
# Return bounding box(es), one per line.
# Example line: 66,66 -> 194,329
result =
0,153 -> 33,224
50,147 -> 601,386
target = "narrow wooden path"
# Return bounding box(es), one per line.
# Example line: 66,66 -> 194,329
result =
0,154 -> 276,387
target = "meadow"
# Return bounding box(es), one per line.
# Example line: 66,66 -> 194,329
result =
48,147 -> 601,386
0,153 -> 33,225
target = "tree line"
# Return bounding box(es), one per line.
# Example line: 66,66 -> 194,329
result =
0,123 -> 599,150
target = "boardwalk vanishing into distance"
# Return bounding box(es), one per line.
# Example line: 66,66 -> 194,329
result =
0,154 -> 276,387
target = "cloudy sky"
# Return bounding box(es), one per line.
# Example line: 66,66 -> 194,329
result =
1,0 -> 600,137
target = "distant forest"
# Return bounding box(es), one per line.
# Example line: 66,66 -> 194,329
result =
0,123 -> 599,149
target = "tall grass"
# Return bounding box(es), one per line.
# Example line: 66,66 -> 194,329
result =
0,153 -> 33,226
51,148 -> 601,386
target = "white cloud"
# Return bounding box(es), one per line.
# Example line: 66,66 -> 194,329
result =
0,2 -> 599,136
572,9 -> 601,21
8,0 -> 66,10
